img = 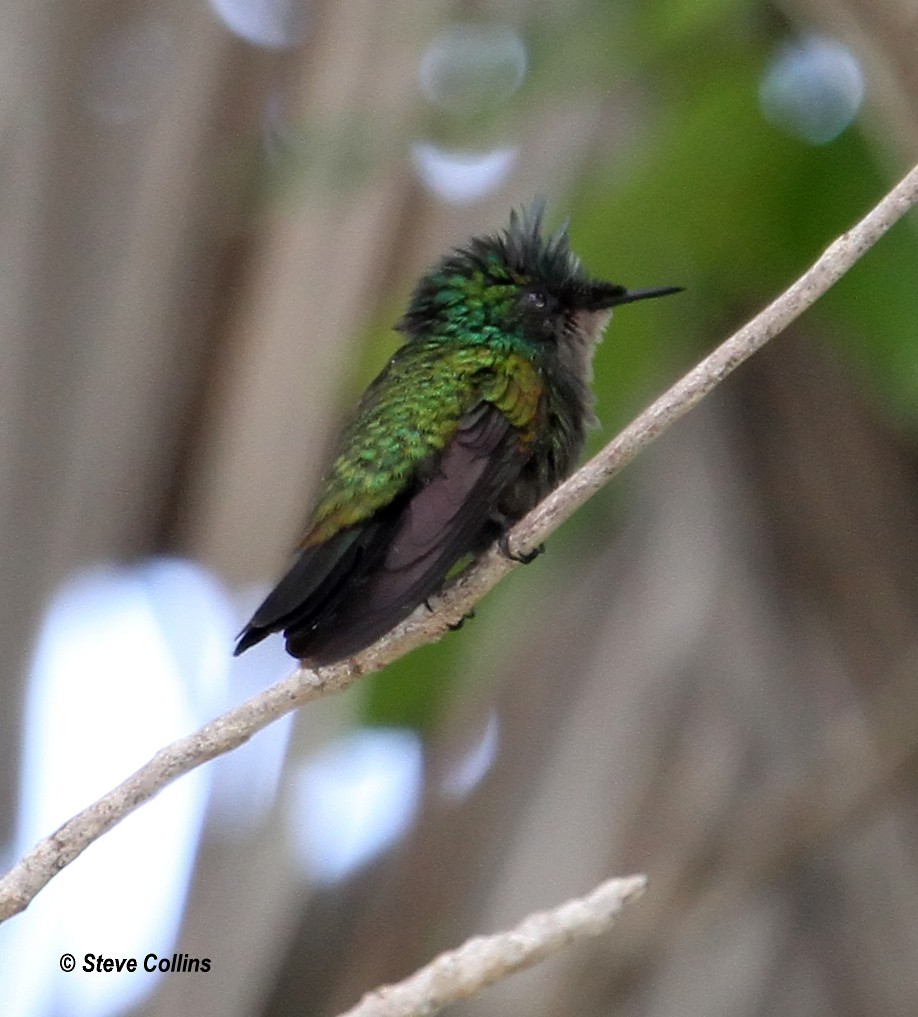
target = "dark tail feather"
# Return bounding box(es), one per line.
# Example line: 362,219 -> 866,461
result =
234,623 -> 270,656
233,527 -> 368,656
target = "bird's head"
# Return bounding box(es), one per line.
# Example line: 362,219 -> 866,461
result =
397,203 -> 681,361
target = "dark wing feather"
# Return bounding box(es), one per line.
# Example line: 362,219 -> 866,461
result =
236,403 -> 525,663
233,522 -> 385,655
297,403 -> 518,662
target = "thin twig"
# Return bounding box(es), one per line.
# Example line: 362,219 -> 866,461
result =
1,160 -> 916,924
336,875 -> 647,1017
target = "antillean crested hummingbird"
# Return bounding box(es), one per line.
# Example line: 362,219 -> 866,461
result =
235,204 -> 680,664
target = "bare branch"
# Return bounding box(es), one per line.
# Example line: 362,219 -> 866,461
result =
336,874 -> 647,1017
1,160 -> 916,924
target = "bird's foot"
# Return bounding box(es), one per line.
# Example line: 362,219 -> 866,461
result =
498,533 -> 544,564
447,609 -> 476,632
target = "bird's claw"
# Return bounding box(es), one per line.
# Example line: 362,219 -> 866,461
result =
498,533 -> 544,564
448,609 -> 476,631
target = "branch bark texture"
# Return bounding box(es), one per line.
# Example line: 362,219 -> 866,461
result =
1,160 -> 916,923
336,875 -> 646,1017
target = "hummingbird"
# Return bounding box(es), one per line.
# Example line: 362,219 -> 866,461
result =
234,204 -> 680,664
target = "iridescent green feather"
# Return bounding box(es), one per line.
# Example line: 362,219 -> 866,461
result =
305,341 -> 544,545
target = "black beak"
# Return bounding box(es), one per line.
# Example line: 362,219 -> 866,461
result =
584,283 -> 684,311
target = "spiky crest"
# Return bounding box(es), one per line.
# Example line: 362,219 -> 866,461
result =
493,201 -> 582,287
397,202 -> 601,339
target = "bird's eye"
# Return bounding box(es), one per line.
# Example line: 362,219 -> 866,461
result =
520,288 -> 558,340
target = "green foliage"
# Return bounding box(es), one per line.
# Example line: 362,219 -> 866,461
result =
569,12 -> 918,427
361,632 -> 468,733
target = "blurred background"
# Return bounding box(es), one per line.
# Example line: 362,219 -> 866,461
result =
2,1 -> 918,1015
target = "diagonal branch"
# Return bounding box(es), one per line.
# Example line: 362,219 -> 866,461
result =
336,874 -> 647,1017
1,160 -> 916,924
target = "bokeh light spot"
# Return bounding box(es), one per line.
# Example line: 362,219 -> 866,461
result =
287,728 -> 423,884
411,142 -> 519,204
419,24 -> 527,114
208,0 -> 310,49
760,36 -> 864,145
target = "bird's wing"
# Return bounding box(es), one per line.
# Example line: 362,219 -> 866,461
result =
234,345 -> 544,661
305,401 -> 521,658
301,342 -> 542,543
235,401 -> 526,660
